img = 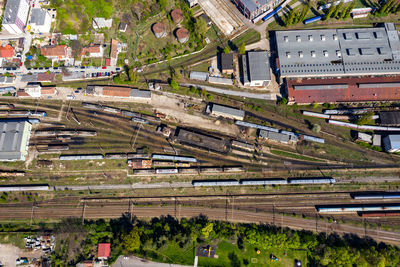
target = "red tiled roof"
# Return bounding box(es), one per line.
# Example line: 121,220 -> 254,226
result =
0,45 -> 14,58
110,39 -> 118,59
287,75 -> 400,103
16,89 -> 30,97
97,243 -> 111,258
102,86 -> 130,97
81,45 -> 101,56
105,58 -> 111,66
41,45 -> 67,58
41,86 -> 56,95
37,73 -> 55,82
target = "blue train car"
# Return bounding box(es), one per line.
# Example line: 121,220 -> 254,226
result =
303,16 -> 322,24
262,6 -> 282,21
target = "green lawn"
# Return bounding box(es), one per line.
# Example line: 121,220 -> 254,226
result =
270,149 -> 324,162
198,240 -> 307,267
143,241 -> 195,265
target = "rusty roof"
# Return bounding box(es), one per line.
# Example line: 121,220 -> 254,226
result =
176,28 -> 189,39
152,22 -> 165,34
171,9 -> 184,23
41,45 -> 67,57
110,39 -> 118,59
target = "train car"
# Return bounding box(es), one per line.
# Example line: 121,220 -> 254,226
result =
317,204 -> 400,213
0,104 -> 14,109
152,161 -> 176,167
352,194 -> 384,200
47,145 -> 69,151
103,106 -> 121,114
288,177 -> 335,184
360,211 -> 400,217
152,154 -> 197,163
178,168 -> 199,174
131,117 -> 149,124
59,154 -> 104,160
133,169 -> 155,175
262,6 -> 282,21
30,111 -> 47,117
105,153 -> 127,159
302,111 -> 330,119
200,167 -> 223,173
304,16 -> 322,24
0,110 -> 9,115
223,166 -> 244,173
192,180 -> 240,187
302,135 -> 325,144
235,121 -> 279,133
127,153 -> 150,159
0,184 -> 50,192
240,179 -> 288,186
155,168 -> 178,174
121,110 -> 141,117
76,131 -> 97,137
82,102 -> 103,110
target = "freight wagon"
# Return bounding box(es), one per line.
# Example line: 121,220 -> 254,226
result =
105,153 -> 127,159
192,180 -> 240,187
133,169 -> 155,175
0,184 -> 49,192
155,168 -> 178,174
261,6 -> 282,21
59,154 -> 104,160
152,154 -> 197,163
178,168 -> 199,174
288,177 -> 335,184
360,211 -> 400,217
303,16 -> 322,24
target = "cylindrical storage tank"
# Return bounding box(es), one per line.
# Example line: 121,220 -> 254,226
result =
171,9 -> 184,24
152,22 -> 166,38
176,28 -> 189,43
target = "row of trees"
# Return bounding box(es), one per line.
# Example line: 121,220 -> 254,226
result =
284,1 -> 312,26
50,215 -> 400,266
323,1 -> 356,20
375,0 -> 400,16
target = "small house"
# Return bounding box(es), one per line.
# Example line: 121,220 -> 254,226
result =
220,53 -> 234,74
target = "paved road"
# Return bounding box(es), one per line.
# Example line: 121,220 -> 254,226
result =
182,83 -> 278,100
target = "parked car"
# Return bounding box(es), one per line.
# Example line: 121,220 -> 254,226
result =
116,67 -> 121,71
45,67 -> 49,70
12,67 -> 16,70
80,66 -> 85,69
39,67 -> 43,70
67,95 -> 75,100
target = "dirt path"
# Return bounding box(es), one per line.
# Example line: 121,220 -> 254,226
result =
151,94 -> 239,136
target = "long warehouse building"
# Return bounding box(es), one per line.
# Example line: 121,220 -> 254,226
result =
275,23 -> 400,103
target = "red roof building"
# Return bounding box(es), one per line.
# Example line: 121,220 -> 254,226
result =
97,243 -> 111,259
105,58 -> 111,66
286,76 -> 400,104
0,45 -> 14,58
41,45 -> 67,59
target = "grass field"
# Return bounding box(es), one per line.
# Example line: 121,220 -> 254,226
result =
198,240 -> 307,267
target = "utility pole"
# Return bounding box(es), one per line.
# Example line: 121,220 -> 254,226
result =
81,201 -> 86,225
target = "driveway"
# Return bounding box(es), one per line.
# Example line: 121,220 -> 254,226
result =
112,256 -> 192,267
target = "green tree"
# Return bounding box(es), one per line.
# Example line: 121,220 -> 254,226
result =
122,227 -> 141,252
285,8 -> 297,26
312,124 -> 321,133
323,4 -> 336,20
239,42 -> 246,55
223,46 -> 230,54
332,1 -> 344,18
158,0 -> 168,10
354,111 -> 374,125
194,17 -> 208,39
201,222 -> 214,239
170,75 -> 179,90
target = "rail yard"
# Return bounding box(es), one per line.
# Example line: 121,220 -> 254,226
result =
0,92 -> 400,249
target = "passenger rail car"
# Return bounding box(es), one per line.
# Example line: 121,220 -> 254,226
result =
288,177 -> 336,184
352,192 -> 400,200
0,184 -> 50,192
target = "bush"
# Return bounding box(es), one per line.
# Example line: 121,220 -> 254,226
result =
312,124 -> 321,133
279,97 -> 288,105
170,76 -> 179,90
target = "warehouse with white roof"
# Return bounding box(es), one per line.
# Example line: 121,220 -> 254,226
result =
276,23 -> 400,78
0,119 -> 32,161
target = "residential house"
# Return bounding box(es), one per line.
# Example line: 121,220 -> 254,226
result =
30,8 -> 52,33
0,45 -> 14,66
118,22 -> 127,32
41,45 -> 68,60
97,243 -> 111,260
81,45 -> 103,58
92,18 -> 112,30
110,39 -> 118,66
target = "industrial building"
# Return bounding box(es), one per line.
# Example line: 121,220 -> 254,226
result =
232,0 -> 275,20
258,129 -> 290,144
276,23 -> 400,79
206,103 -> 245,121
89,85 -> 151,99
241,51 -> 271,87
383,135 -> 400,152
286,75 -> 400,104
220,53 -> 234,74
2,0 -> 30,34
0,119 -> 32,161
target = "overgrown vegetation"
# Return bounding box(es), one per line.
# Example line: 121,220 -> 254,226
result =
49,216 -> 400,266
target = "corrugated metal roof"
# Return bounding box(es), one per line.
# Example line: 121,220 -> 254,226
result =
358,82 -> 400,88
211,103 -> 244,118
294,84 -> 348,90
0,120 -> 30,161
380,111 -> 400,125
189,71 -> 209,81
208,76 -> 233,85
130,89 -> 151,98
259,130 -> 290,143
247,51 -> 271,82
277,24 -> 400,78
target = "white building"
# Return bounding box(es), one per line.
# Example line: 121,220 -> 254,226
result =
29,8 -> 52,33
92,18 -> 112,30
0,119 -> 32,161
23,84 -> 42,97
2,0 -> 30,34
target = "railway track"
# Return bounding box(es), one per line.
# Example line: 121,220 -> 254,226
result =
1,203 -> 400,245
